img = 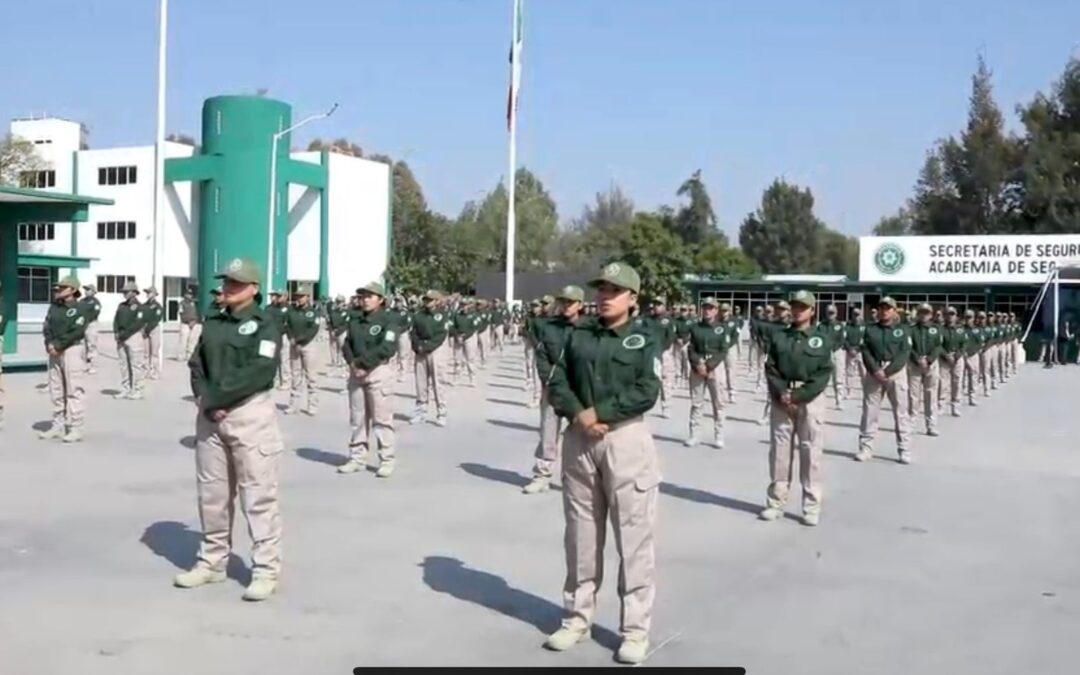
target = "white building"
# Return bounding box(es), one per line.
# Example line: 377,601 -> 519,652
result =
9,116 -> 390,323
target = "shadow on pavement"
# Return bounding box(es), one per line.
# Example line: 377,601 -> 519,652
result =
659,481 -> 799,520
419,555 -> 620,650
459,462 -> 564,492
297,447 -> 347,466
488,383 -> 522,391
491,373 -> 520,381
487,419 -> 539,433
486,397 -> 528,408
179,435 -> 196,449
101,388 -> 121,396
822,449 -> 858,459
140,520 -> 250,585
31,420 -> 52,432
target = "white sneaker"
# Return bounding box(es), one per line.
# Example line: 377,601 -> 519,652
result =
336,458 -> 365,474
616,637 -> 649,664
242,576 -> 277,602
173,566 -> 226,588
759,507 -> 783,521
802,512 -> 820,527
434,416 -> 447,427
522,477 -> 550,495
543,626 -> 589,652
854,450 -> 872,462
683,435 -> 698,448
898,452 -> 913,465
710,437 -> 725,450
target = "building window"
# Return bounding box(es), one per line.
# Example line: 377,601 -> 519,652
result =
18,222 -> 56,241
96,221 -> 137,240
97,165 -> 138,186
18,170 -> 56,189
17,266 -> 55,303
96,274 -> 137,294
33,139 -> 52,145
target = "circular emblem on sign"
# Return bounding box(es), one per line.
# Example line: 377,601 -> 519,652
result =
808,336 -> 824,349
370,325 -> 383,336
622,334 -> 646,350
65,308 -> 77,317
227,258 -> 243,272
305,311 -> 314,318
893,328 -> 904,338
874,243 -> 906,275
434,313 -> 443,322
929,327 -> 938,335
604,263 -> 621,277
238,320 -> 257,335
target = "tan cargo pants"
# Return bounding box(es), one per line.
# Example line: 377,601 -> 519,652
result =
347,363 -> 395,464
453,336 -> 477,385
523,342 -> 539,402
194,391 -> 284,580
436,340 -> 454,388
289,339 -> 319,412
532,384 -> 563,478
329,331 -> 345,367
395,332 -> 411,379
475,331 -> 487,367
83,321 -> 99,371
560,417 -> 660,641
906,361 -> 938,433
145,325 -> 163,379
275,335 -> 292,389
722,350 -> 737,401
658,347 -> 675,413
963,354 -> 980,404
117,336 -> 146,397
49,348 -> 86,432
413,349 -> 446,421
858,367 -> 912,455
940,356 -> 962,413
844,348 -> 865,396
689,366 -> 726,441
177,322 -> 202,361
829,349 -> 846,405
767,392 -> 825,515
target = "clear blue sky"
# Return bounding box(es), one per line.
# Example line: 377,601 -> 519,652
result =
3,0 -> 1078,237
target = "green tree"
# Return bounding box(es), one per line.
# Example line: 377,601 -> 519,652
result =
738,179 -> 828,273
1014,57 -> 1080,232
612,212 -> 692,302
571,184 -> 635,261
455,168 -> 558,271
307,138 -> 363,157
0,134 -> 44,186
821,230 -> 859,277
673,170 -> 721,244
692,237 -> 760,279
872,207 -> 914,236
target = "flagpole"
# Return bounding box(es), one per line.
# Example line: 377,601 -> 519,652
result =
152,0 -> 168,373
504,0 -> 521,306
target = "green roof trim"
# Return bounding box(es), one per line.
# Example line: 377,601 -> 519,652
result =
17,253 -> 94,269
0,185 -> 113,206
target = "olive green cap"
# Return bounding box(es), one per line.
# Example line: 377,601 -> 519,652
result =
964,308 -> 975,318
775,300 -> 791,311
293,282 -> 313,296
144,286 -> 158,295
556,285 -> 585,303
529,299 -> 541,307
121,281 -> 140,293
790,290 -> 816,307
946,306 -> 958,314
357,281 -> 386,298
588,261 -> 641,294
878,296 -> 899,309
917,302 -> 933,313
540,294 -> 555,305
977,310 -> 987,317
215,257 -> 262,284
701,297 -> 719,308
56,275 -> 81,290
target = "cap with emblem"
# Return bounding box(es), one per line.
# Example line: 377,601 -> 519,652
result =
789,290 -> 816,307
776,300 -> 791,311
540,294 -> 555,305
556,285 -> 585,303
826,303 -> 837,313
357,281 -> 386,297
701,297 -> 719,308
977,310 -> 987,317
852,307 -> 863,315
878,296 -> 899,309
529,299 -> 540,307
82,284 -> 95,291
55,275 -> 81,290
121,281 -> 140,293
293,282 -> 313,296
946,306 -> 957,314
144,286 -> 158,295
917,302 -> 932,313
215,258 -> 262,284
653,295 -> 667,305
719,302 -> 732,311
964,309 -> 975,318
588,261 -> 641,294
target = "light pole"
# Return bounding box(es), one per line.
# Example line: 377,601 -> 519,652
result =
266,103 -> 338,293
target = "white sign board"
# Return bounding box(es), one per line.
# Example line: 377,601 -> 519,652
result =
859,235 -> 1080,283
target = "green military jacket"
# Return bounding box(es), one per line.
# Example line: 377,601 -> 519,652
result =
343,307 -> 399,371
286,305 -> 320,346
327,305 -> 350,334
844,321 -> 866,350
179,298 -> 201,325
818,318 -> 846,352
758,319 -> 788,353
940,324 -> 967,361
765,325 -> 834,404
963,323 -> 984,356
909,322 -> 944,364
536,315 -> 583,383
721,316 -> 741,347
77,295 -> 102,323
189,302 -> 279,413
114,300 -> 145,342
674,316 -> 691,342
861,321 -> 912,377
452,310 -> 479,339
548,318 -> 660,424
43,299 -> 88,352
411,307 -> 449,355
391,308 -> 413,333
688,319 -> 735,370
143,299 -> 164,334
639,315 -> 677,351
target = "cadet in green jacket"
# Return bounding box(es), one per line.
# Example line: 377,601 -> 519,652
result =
267,291 -> 291,389
40,275 -> 89,442
685,297 -> 732,448
907,303 -> 943,436
523,285 -> 585,495
326,295 -> 349,370
114,282 -> 147,400
522,299 -> 545,405
78,284 -> 102,374
285,283 -> 320,415
337,282 -> 401,478
410,290 -> 449,426
544,262 -> 660,665
757,301 -> 791,425
761,290 -> 833,526
719,303 -> 740,404
818,304 -> 847,409
176,287 -> 203,363
451,299 -> 480,387
177,258 -> 284,602
143,286 -> 165,380
939,306 -> 966,417
857,296 -> 913,464
642,297 -> 677,418
843,307 -> 866,397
